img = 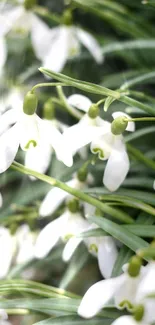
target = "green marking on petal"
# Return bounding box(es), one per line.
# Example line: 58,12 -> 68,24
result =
63,234 -> 74,241
25,140 -> 37,150
119,300 -> 133,311
92,147 -> 104,159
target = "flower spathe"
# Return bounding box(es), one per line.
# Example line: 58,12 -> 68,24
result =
63,94 -> 135,191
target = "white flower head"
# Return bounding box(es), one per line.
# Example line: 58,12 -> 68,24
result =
78,262 -> 144,319
34,208 -> 88,260
41,25 -> 103,73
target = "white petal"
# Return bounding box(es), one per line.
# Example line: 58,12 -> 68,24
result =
61,212 -> 89,239
141,298 -> 155,324
103,140 -> 129,191
112,111 -> 135,132
98,237 -> 118,278
78,277 -> 124,318
135,262 -> 155,300
0,108 -> 19,135
67,26 -> 80,57
25,142 -> 52,178
34,213 -> 68,258
19,113 -> 40,151
0,227 -> 14,278
76,27 -> 103,64
0,14 -> 12,36
8,8 -> 32,32
111,316 -> 138,325
62,237 -> 82,262
39,179 -> 76,217
31,15 -> 56,60
0,37 -> 7,71
2,7 -> 25,30
115,275 -> 141,308
39,119 -> 73,167
15,225 -> 35,264
63,124 -> 107,155
43,26 -> 69,73
0,192 -> 3,208
67,94 -> 92,113
0,125 -> 19,173
91,131 -> 114,160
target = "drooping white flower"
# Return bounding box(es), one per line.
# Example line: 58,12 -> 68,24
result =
0,2 -> 52,62
63,94 -> 135,191
78,263 -> 144,319
15,224 -> 36,264
111,316 -> 144,325
0,107 -> 72,173
40,25 -> 103,72
0,227 -> 15,279
34,208 -> 89,259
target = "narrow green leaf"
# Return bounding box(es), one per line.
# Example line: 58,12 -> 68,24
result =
39,68 -> 121,99
88,216 -> 149,258
34,315 -> 112,325
112,246 -> 133,277
120,71 -> 155,90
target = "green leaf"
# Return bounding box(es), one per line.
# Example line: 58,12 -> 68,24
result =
112,246 -> 133,277
120,71 -> 155,90
104,96 -> 116,111
59,245 -> 89,289
34,315 -> 112,325
88,215 -> 149,258
0,279 -> 78,299
39,68 -> 121,99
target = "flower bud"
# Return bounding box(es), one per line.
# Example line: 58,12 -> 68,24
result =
62,9 -> 73,26
111,116 -> 128,135
88,104 -> 99,119
67,199 -> 80,213
23,91 -> 38,115
133,305 -> 144,322
77,167 -> 88,182
128,256 -> 142,277
24,0 -> 37,10
43,99 -> 55,120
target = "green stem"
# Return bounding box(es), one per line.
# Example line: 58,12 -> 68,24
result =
11,161 -> 133,224
56,86 -> 83,119
125,117 -> 155,122
120,95 -> 155,116
31,83 -> 67,92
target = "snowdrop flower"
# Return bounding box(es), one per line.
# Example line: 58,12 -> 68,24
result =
0,227 -> 15,279
34,204 -> 88,259
15,224 -> 36,264
40,23 -> 103,73
0,309 -> 12,325
0,92 -> 72,173
78,257 -> 143,319
0,0 -> 52,62
63,94 -> 135,191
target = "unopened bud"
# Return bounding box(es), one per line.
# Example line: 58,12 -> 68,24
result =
24,0 -> 37,10
23,91 -> 38,115
67,199 -> 79,213
43,99 -> 55,120
111,116 -> 128,135
133,305 -> 144,322
88,104 -> 99,119
128,256 -> 142,277
77,167 -> 88,182
62,9 -> 73,26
